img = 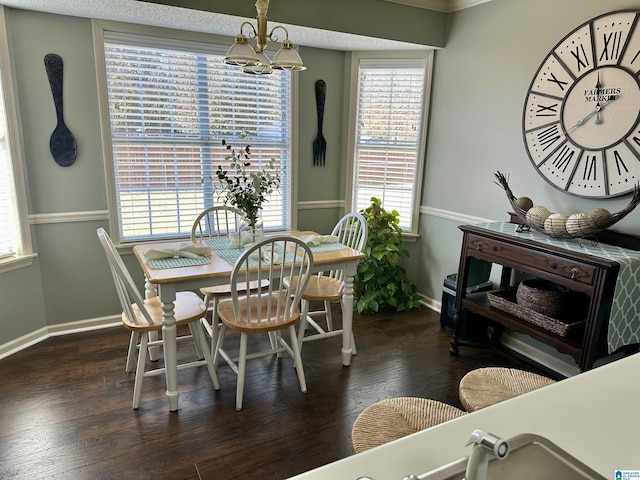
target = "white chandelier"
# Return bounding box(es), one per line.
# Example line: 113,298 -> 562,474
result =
223,0 -> 306,75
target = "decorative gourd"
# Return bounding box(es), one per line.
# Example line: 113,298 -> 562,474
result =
589,208 -> 611,227
525,205 -> 550,229
544,213 -> 568,236
494,171 -> 640,239
515,196 -> 533,211
565,213 -> 590,236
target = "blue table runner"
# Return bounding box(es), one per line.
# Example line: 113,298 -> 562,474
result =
204,237 -> 350,269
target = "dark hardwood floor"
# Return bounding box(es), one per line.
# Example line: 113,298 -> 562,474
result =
0,306 -> 544,480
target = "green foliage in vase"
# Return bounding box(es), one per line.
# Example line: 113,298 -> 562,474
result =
354,197 -> 422,314
204,139 -> 280,231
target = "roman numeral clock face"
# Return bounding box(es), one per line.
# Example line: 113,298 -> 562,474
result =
523,10 -> 640,198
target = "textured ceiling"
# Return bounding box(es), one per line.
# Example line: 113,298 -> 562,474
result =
0,0 -> 433,50
385,0 -> 491,13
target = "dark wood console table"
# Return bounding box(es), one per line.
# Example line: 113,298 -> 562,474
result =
450,222 -> 640,372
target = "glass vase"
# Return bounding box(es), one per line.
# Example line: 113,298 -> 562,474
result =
239,216 -> 264,246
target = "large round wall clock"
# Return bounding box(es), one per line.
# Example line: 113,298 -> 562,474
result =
523,9 -> 640,198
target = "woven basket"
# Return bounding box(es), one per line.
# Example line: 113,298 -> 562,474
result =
494,171 -> 640,239
487,289 -> 585,338
516,278 -> 570,319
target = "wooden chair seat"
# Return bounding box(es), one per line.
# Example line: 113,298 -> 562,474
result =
122,292 -> 208,332
302,276 -> 342,301
217,293 -> 300,333
297,276 -> 342,302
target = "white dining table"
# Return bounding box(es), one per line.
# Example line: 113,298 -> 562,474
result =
132,231 -> 365,411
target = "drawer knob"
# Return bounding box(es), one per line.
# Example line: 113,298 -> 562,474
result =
570,268 -> 578,279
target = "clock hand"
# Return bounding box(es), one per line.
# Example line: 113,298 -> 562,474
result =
566,95 -> 617,133
595,73 -> 602,125
566,107 -> 599,133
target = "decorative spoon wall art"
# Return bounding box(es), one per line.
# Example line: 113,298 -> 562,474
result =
44,53 -> 77,167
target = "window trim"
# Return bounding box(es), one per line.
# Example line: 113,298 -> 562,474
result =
0,7 -> 34,273
92,19 -> 299,245
345,50 -> 433,235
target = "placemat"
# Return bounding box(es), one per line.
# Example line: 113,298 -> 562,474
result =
474,222 -> 640,353
147,255 -> 211,269
309,242 -> 349,253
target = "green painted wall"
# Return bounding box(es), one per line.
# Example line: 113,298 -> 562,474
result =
0,254 -> 46,344
296,46 -> 345,204
11,11 -> 106,215
139,0 -> 448,47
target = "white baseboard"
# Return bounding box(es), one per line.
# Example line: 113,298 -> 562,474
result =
47,315 -> 121,336
499,335 -> 579,378
419,293 -> 441,312
0,326 -> 49,360
0,315 -> 120,360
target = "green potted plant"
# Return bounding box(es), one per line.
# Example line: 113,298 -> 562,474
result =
354,197 -> 421,314
204,139 -> 280,244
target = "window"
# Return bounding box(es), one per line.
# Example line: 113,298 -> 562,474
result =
347,53 -> 432,233
0,7 -> 31,270
0,66 -> 18,259
95,24 -> 294,243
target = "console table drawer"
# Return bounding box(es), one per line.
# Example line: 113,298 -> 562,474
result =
467,233 -> 596,285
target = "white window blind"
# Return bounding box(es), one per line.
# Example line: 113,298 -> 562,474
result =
0,25 -> 19,259
102,32 -> 291,242
352,58 -> 427,232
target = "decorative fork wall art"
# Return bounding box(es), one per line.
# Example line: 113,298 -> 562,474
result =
313,79 -> 327,166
